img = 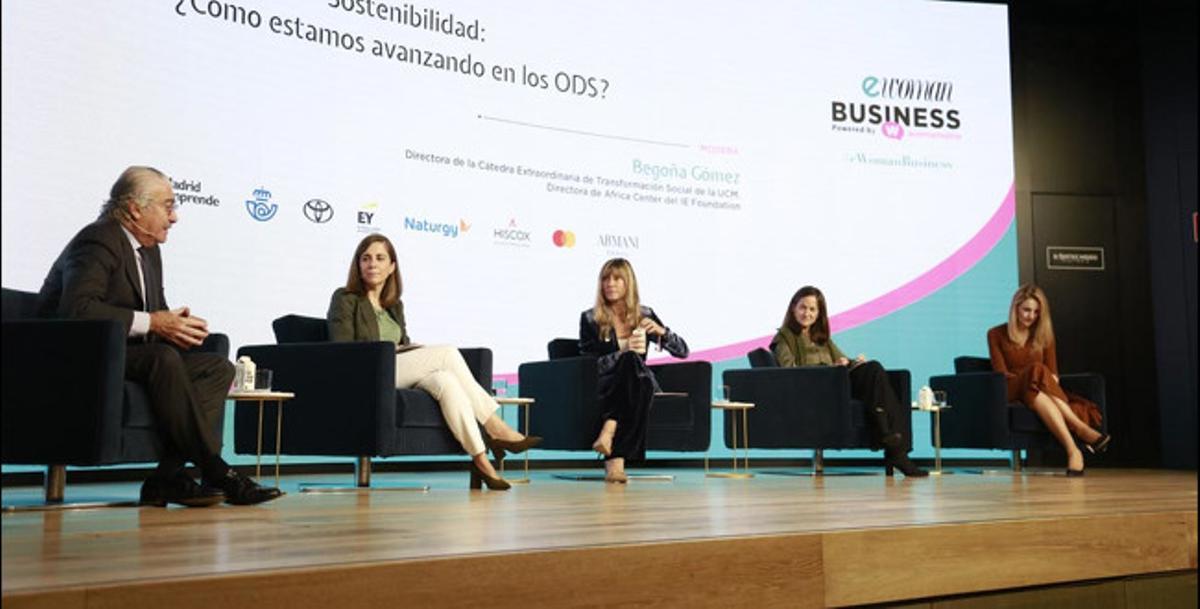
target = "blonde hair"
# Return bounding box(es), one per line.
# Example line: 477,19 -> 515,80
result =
593,258 -> 641,340
1007,284 -> 1054,351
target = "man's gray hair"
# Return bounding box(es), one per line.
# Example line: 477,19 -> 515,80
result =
99,166 -> 168,220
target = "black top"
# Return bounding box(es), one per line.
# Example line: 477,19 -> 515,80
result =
578,306 -> 689,379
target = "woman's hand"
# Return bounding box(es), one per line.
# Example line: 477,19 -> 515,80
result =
856,354 -> 867,364
639,317 -> 666,337
629,328 -> 648,354
836,357 -> 851,366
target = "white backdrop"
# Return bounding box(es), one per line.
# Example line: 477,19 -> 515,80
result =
2,0 -> 1013,374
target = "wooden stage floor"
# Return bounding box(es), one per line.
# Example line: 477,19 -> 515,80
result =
2,467 -> 1196,608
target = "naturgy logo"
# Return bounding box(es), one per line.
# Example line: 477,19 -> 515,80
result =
405,216 -> 460,238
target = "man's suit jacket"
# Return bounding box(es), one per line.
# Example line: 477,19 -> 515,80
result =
37,216 -> 165,339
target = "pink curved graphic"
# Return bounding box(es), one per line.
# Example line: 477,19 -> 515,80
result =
668,182 -> 1016,364
493,183 -> 1015,381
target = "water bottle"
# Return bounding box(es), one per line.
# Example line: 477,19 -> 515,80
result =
918,385 -> 934,410
234,356 -> 257,392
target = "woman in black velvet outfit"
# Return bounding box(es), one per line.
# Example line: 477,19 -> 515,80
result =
579,258 -> 689,483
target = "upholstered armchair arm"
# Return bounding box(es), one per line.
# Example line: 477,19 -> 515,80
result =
197,333 -> 230,358
723,366 -> 855,449
1,319 -> 127,465
234,341 -> 395,456
930,371 -> 1010,449
518,356 -> 600,450
1060,372 -> 1107,432
650,360 -> 713,452
457,347 -> 493,390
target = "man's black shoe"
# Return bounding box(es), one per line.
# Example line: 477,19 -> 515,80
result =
212,470 -> 283,506
139,471 -> 225,508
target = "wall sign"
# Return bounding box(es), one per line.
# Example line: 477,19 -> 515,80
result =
1046,246 -> 1105,271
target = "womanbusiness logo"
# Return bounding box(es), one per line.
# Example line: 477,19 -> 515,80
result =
830,74 -> 962,140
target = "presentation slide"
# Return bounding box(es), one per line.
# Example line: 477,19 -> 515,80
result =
2,1 -> 1015,458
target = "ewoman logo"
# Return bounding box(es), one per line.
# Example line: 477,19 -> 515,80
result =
552,229 -> 576,248
861,75 -> 954,103
245,187 -> 277,222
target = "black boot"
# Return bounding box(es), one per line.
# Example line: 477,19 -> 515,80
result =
884,447 -> 929,477
871,407 -> 903,449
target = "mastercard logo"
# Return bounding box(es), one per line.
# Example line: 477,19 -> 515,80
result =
552,229 -> 576,248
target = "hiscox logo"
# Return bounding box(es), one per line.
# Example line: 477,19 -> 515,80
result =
245,187 -> 277,221
552,229 -> 576,248
597,233 -> 639,253
303,199 -> 334,223
830,73 -> 961,140
170,177 -> 219,207
493,218 -> 531,247
357,202 -> 380,234
404,215 -> 465,238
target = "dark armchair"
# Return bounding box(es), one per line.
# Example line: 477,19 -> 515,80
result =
232,314 -> 493,489
2,288 -> 229,510
929,356 -> 1107,470
722,348 -> 912,474
517,339 -> 711,456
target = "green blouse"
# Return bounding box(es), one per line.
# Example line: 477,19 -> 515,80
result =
375,307 -> 404,345
770,327 -> 847,367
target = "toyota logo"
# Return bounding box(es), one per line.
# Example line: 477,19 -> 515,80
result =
304,199 -> 334,223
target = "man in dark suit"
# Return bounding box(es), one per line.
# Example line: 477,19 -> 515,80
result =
37,166 -> 281,506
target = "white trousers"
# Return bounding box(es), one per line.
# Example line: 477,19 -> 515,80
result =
395,345 -> 497,456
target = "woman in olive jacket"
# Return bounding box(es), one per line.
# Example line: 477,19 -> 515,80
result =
770,286 -> 927,477
327,234 -> 539,490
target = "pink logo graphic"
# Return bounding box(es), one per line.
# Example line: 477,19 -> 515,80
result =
882,121 -> 905,140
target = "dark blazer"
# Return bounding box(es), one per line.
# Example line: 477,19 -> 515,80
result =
326,287 -> 409,345
578,306 -> 689,380
36,217 -> 164,339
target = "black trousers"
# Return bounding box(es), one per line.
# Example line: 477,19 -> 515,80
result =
597,351 -> 656,461
848,361 -> 908,451
125,342 -> 234,480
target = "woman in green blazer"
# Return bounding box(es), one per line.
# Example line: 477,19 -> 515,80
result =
327,234 -> 540,490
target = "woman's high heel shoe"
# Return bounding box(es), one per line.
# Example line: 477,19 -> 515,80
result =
1065,468 -> 1085,478
884,450 -> 929,477
468,461 -> 511,490
1085,433 -> 1111,455
485,435 -> 543,462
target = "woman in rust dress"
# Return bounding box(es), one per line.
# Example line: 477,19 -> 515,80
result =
987,284 -> 1109,476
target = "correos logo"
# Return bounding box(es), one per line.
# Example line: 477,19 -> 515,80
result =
552,229 -> 576,248
245,187 -> 277,222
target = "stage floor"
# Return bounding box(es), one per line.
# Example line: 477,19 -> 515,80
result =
2,467 -> 1196,608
